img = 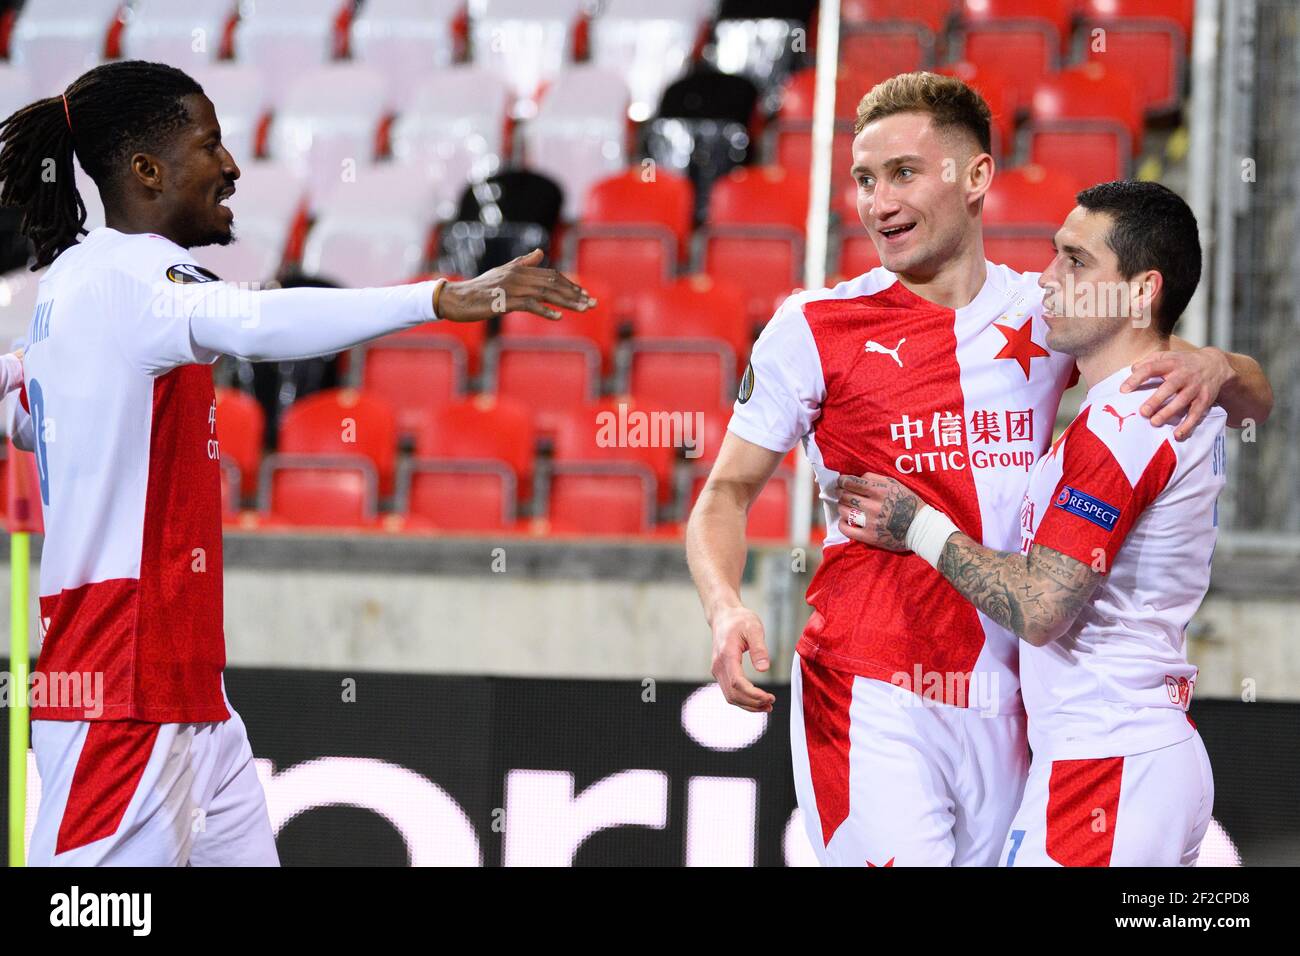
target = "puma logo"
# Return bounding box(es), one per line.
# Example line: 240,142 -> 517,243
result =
1103,404 -> 1136,431
864,338 -> 905,367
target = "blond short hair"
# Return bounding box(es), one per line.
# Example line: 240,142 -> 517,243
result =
854,71 -> 993,155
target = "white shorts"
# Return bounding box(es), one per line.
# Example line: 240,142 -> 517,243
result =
999,731 -> 1214,867
29,702 -> 279,867
790,652 -> 1029,867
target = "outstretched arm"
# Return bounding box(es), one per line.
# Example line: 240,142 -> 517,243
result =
835,473 -> 1101,646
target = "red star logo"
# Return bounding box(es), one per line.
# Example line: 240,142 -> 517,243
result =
866,857 -> 895,867
993,318 -> 1050,379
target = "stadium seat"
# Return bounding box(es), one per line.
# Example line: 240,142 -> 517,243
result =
771,68 -> 859,181
982,165 -> 1084,275
267,65 -> 391,199
839,24 -> 933,82
400,460 -> 519,532
522,66 -> 631,222
549,399 -> 679,506
388,67 -> 513,223
1081,0 -> 1193,115
0,64 -> 35,125
700,166 -> 807,326
188,63 -> 273,164
276,388 -> 399,497
438,170 -> 565,277
398,395 -> 534,529
842,0 -> 954,35
958,0 -> 1074,107
544,465 -> 658,535
348,0 -> 461,108
565,168 -> 694,302
487,274 -> 619,432
259,454 -> 380,528
8,0 -> 122,95
622,276 -> 750,411
231,0 -> 349,95
215,387 -> 266,499
355,320 -> 479,442
468,0 -> 586,113
1027,64 -> 1144,187
192,232 -> 280,285
301,166 -> 440,288
120,0 -> 232,70
587,0 -> 710,123
643,68 -> 761,222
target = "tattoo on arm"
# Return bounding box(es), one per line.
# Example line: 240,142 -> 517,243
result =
936,534 -> 1101,644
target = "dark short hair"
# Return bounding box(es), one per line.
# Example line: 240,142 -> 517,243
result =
1075,180 -> 1201,336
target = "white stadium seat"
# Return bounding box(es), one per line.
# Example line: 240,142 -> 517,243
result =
388,67 -> 512,222
267,65 -> 391,199
522,67 -> 630,221
231,0 -> 345,94
119,0 -> 234,70
349,0 -> 461,109
9,0 -> 123,95
589,0 -> 712,122
467,0 -> 585,115
0,65 -> 36,122
301,166 -> 439,288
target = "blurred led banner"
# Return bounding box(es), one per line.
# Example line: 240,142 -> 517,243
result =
1,669 -> 1295,866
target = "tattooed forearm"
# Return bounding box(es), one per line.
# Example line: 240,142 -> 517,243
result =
936,534 -> 1102,645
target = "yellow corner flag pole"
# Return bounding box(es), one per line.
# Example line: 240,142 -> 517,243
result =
8,528 -> 28,867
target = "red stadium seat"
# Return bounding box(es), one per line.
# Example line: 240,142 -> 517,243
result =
401,463 -> 519,532
958,0 -> 1074,107
624,276 -> 750,411
357,317 -> 482,441
773,68 -> 861,181
495,273 -> 619,366
1082,0 -> 1192,115
215,388 -> 265,500
701,166 -> 808,327
839,25 -> 932,82
1027,64 -> 1144,187
549,400 -> 679,506
842,0 -> 954,35
568,168 -> 695,304
984,164 -> 1083,226
277,388 -> 399,496
983,164 -> 1083,273
412,393 -> 536,492
259,455 -> 380,528
545,465 -> 657,535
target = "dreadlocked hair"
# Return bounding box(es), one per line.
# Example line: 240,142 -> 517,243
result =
0,60 -> 204,269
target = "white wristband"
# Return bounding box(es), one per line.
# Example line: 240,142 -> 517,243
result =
905,505 -> 960,569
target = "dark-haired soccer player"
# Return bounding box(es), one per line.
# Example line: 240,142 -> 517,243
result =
687,71 -> 1272,867
0,60 -> 594,866
838,181 -> 1224,866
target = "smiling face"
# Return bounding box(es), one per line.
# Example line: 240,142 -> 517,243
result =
148,93 -> 240,249
850,110 -> 990,279
1039,205 -> 1161,357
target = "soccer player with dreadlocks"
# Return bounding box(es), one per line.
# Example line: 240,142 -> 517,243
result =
0,60 -> 595,866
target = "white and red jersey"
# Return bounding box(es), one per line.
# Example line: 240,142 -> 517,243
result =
729,264 -> 1076,713
21,228 -> 230,722
1017,365 -> 1226,760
